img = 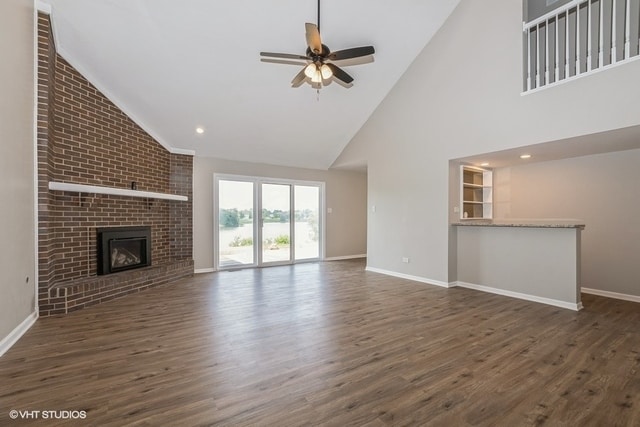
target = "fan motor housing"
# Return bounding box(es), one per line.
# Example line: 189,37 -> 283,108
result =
307,44 -> 330,59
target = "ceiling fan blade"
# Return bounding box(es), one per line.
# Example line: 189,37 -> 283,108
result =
328,55 -> 374,67
327,46 -> 375,61
326,63 -> 354,84
260,51 -> 309,60
261,58 -> 308,66
291,67 -> 307,88
305,23 -> 322,54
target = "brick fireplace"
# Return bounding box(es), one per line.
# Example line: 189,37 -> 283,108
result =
37,13 -> 194,315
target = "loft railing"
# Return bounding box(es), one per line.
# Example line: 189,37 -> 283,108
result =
523,0 -> 640,92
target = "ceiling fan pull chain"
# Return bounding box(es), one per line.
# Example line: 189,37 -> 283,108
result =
316,88 -> 320,101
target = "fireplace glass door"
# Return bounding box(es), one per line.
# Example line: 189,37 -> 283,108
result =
97,226 -> 152,275
109,238 -> 146,271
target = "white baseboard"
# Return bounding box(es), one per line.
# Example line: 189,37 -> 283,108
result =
0,311 -> 38,358
453,281 -> 583,311
194,268 -> 216,274
365,266 -> 452,288
324,254 -> 367,261
581,287 -> 640,303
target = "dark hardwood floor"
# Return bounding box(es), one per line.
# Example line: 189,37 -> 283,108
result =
0,259 -> 639,426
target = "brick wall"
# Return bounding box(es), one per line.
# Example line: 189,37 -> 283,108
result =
37,13 -> 193,315
169,153 -> 194,259
37,13 -> 57,306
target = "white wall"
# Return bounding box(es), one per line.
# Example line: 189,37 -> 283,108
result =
193,156 -> 367,270
493,148 -> 640,297
0,0 -> 37,351
333,0 -> 640,284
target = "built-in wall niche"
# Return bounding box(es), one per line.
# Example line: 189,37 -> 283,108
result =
460,165 -> 493,219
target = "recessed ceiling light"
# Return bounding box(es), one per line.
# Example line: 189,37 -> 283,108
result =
480,162 -> 490,167
520,154 -> 531,159
196,127 -> 205,134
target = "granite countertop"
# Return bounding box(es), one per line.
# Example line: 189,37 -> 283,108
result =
451,219 -> 585,229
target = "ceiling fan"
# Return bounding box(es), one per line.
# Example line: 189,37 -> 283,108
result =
260,0 -> 375,89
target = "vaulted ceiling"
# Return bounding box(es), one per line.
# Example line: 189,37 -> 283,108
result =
42,0 -> 460,169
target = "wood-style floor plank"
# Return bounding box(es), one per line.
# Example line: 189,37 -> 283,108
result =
0,259 -> 638,426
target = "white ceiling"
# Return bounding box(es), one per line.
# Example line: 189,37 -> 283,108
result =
42,0 -> 461,170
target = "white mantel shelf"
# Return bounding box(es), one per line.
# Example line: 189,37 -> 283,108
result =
48,181 -> 188,202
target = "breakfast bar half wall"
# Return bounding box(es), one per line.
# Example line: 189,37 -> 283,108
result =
451,220 -> 585,311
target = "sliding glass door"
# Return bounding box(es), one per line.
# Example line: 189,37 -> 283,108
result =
215,175 -> 323,270
260,183 -> 292,265
294,185 -> 320,260
217,179 -> 255,269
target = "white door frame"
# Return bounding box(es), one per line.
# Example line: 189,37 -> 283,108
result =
213,173 -> 325,271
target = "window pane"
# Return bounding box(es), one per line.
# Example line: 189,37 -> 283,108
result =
218,180 -> 254,268
261,184 -> 291,263
294,185 -> 320,260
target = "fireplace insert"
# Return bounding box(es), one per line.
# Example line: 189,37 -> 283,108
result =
97,226 -> 152,275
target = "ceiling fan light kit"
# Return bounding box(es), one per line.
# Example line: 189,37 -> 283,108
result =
260,0 -> 375,90
320,64 -> 333,80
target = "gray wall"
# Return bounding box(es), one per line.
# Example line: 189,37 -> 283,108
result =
457,226 -> 581,307
493,148 -> 640,297
524,0 -> 573,22
332,0 -> 640,285
193,156 -> 367,270
0,0 -> 36,342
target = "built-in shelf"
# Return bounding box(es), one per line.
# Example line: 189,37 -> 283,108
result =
48,181 -> 188,202
460,166 -> 492,219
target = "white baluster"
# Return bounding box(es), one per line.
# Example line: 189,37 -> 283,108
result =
625,0 -> 631,58
555,14 -> 561,80
599,0 -> 605,66
577,4 -> 582,73
637,0 -> 640,56
566,11 -> 571,76
612,0 -> 618,62
536,25 -> 541,87
587,0 -> 593,71
527,29 -> 532,91
546,21 -> 550,84
627,0 -> 639,57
